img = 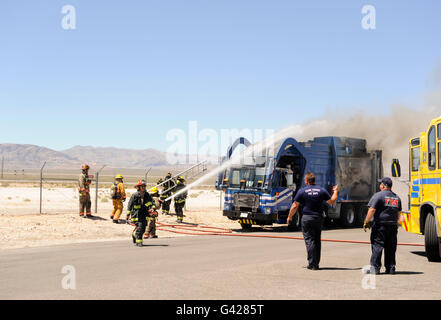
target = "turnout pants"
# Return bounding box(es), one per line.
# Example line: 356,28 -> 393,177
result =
301,215 -> 322,268
175,201 -> 185,221
370,223 -> 398,272
161,198 -> 171,214
132,219 -> 147,244
79,193 -> 91,216
111,199 -> 124,220
146,217 -> 156,236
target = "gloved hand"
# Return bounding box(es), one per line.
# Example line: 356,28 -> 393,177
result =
363,221 -> 371,232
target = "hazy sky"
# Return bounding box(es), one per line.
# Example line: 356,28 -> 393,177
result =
1,0 -> 440,152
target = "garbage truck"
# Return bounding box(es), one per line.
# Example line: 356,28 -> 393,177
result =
392,116 -> 441,261
217,136 -> 383,230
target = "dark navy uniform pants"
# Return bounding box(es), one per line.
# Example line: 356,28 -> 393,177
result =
301,215 -> 322,268
370,223 -> 398,272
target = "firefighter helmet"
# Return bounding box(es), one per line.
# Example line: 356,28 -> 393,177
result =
150,187 -> 158,194
82,164 -> 90,171
134,180 -> 146,188
177,176 -> 185,183
115,174 -> 123,180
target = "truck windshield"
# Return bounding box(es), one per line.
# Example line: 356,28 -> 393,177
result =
230,167 -> 266,189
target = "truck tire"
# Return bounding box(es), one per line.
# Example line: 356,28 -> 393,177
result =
355,206 -> 368,228
287,212 -> 301,231
424,214 -> 441,262
340,204 -> 357,228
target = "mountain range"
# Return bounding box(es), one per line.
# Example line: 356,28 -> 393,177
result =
0,143 -> 211,169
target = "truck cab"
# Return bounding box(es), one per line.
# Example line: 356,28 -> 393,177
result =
219,136 -> 383,230
400,116 -> 441,261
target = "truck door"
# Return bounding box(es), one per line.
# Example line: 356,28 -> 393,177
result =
273,170 -> 294,212
409,138 -> 421,233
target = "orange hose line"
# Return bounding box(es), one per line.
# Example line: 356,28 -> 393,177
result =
153,222 -> 425,247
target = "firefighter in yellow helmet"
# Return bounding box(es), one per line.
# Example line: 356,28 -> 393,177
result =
127,180 -> 157,246
78,164 -> 92,217
173,176 -> 187,223
110,174 -> 126,223
145,187 -> 161,239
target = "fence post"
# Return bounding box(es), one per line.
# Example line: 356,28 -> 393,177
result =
40,161 -> 46,214
145,167 -> 151,184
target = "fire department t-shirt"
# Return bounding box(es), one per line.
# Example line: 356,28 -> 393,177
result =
294,185 -> 331,217
368,190 -> 402,224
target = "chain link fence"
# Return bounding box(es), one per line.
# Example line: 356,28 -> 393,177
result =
0,165 -> 217,216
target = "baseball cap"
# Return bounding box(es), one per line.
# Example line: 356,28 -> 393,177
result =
378,177 -> 393,188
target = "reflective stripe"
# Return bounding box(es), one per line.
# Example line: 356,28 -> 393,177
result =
145,202 -> 153,207
175,199 -> 185,204
133,205 -> 141,209
131,218 -> 139,222
136,239 -> 143,243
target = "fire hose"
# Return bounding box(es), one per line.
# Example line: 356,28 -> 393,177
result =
149,222 -> 424,247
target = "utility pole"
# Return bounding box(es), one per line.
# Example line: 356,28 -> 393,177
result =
39,161 -> 46,214
1,156 -> 4,180
95,165 -> 106,213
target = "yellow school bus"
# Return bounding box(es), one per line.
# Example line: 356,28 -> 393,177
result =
398,116 -> 441,261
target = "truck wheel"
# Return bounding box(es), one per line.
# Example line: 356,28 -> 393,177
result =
355,206 -> 368,228
287,212 -> 301,231
240,223 -> 253,230
340,204 -> 357,228
424,214 -> 441,262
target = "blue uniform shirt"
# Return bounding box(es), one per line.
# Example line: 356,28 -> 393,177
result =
368,190 -> 402,224
294,185 -> 331,216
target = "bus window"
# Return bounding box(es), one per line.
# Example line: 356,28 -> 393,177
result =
428,126 -> 436,170
439,142 -> 441,169
411,147 -> 420,172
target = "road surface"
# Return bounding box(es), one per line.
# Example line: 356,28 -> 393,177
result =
0,227 -> 439,300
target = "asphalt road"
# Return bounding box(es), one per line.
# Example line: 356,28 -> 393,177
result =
1,227 -> 440,300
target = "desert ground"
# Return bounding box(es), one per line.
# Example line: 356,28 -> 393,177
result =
0,177 -> 410,251
0,183 -> 238,250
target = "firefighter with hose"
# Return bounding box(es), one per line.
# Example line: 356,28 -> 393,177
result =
173,176 -> 187,223
160,172 -> 175,215
127,180 -> 157,247
145,187 -> 161,239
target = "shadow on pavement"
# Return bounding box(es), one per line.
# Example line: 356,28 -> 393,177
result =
139,244 -> 169,247
84,216 -> 107,221
411,251 -> 426,258
319,267 -> 362,271
391,271 -> 424,275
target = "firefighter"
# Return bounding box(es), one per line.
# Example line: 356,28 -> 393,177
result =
363,177 -> 402,275
110,174 -> 126,224
78,164 -> 92,218
127,180 -> 157,247
173,176 -> 187,223
287,172 -> 338,270
160,172 -> 175,215
145,187 -> 161,239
